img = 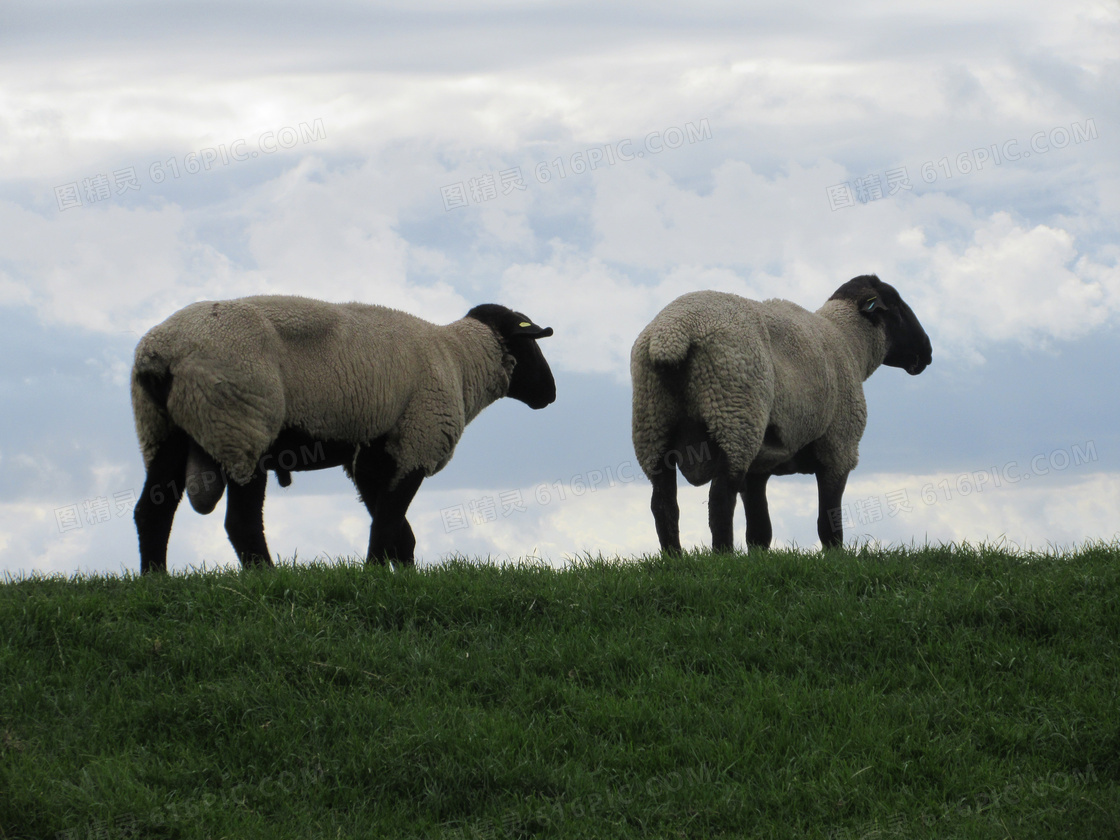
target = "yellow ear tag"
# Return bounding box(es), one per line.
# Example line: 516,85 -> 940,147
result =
519,321 -> 531,327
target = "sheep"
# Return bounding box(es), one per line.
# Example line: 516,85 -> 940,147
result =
630,275 -> 931,553
130,295 -> 556,573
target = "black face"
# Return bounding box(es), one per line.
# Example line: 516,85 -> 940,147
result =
829,275 -> 932,375
466,304 -> 557,408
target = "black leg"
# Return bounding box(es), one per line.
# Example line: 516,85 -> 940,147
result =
708,471 -> 738,553
393,518 -> 417,562
224,470 -> 273,568
816,471 -> 849,549
363,470 -> 424,566
371,470 -> 424,566
742,473 -> 773,549
348,443 -> 424,566
649,465 -> 681,554
134,431 -> 190,574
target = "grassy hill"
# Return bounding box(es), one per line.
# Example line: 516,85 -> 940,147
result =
1,545 -> 1118,839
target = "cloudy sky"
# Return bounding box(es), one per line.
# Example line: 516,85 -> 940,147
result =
1,1 -> 1117,576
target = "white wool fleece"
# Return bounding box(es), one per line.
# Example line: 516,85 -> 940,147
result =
630,290 -> 888,481
132,295 -> 512,485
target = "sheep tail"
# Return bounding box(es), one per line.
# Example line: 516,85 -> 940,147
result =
133,349 -> 174,410
644,315 -> 694,366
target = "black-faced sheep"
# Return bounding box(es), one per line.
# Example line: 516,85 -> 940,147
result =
131,295 -> 556,573
631,275 -> 931,552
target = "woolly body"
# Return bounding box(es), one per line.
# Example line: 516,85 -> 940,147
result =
133,295 -> 511,486
632,291 -> 884,483
631,276 -> 930,551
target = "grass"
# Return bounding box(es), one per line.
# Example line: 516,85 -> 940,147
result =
1,544 -> 1118,839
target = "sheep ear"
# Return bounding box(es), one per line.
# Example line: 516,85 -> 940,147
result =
861,295 -> 886,314
510,320 -> 554,339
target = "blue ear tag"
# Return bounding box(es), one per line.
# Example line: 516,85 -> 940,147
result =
864,299 -> 877,312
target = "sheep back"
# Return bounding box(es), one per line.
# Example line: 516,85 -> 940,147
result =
132,295 -> 508,486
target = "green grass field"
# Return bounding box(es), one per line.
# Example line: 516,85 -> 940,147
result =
2,545 -> 1118,839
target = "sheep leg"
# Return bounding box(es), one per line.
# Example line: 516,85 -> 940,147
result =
349,443 -> 423,566
224,470 -> 274,569
134,430 -> 189,574
708,472 -> 738,553
741,473 -> 772,548
394,518 -> 417,560
365,470 -> 425,567
815,471 -> 849,549
649,466 -> 681,554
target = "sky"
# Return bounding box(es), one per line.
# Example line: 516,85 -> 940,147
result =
1,0 -> 1117,576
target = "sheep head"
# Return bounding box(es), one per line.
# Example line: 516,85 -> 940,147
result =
830,275 -> 932,375
466,304 -> 557,409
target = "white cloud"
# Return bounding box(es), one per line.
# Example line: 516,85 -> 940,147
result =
0,152 -> 477,333
840,470 -> 1120,552
0,199 -> 231,334
239,156 -> 470,320
589,158 -> 881,288
919,213 -> 1120,354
